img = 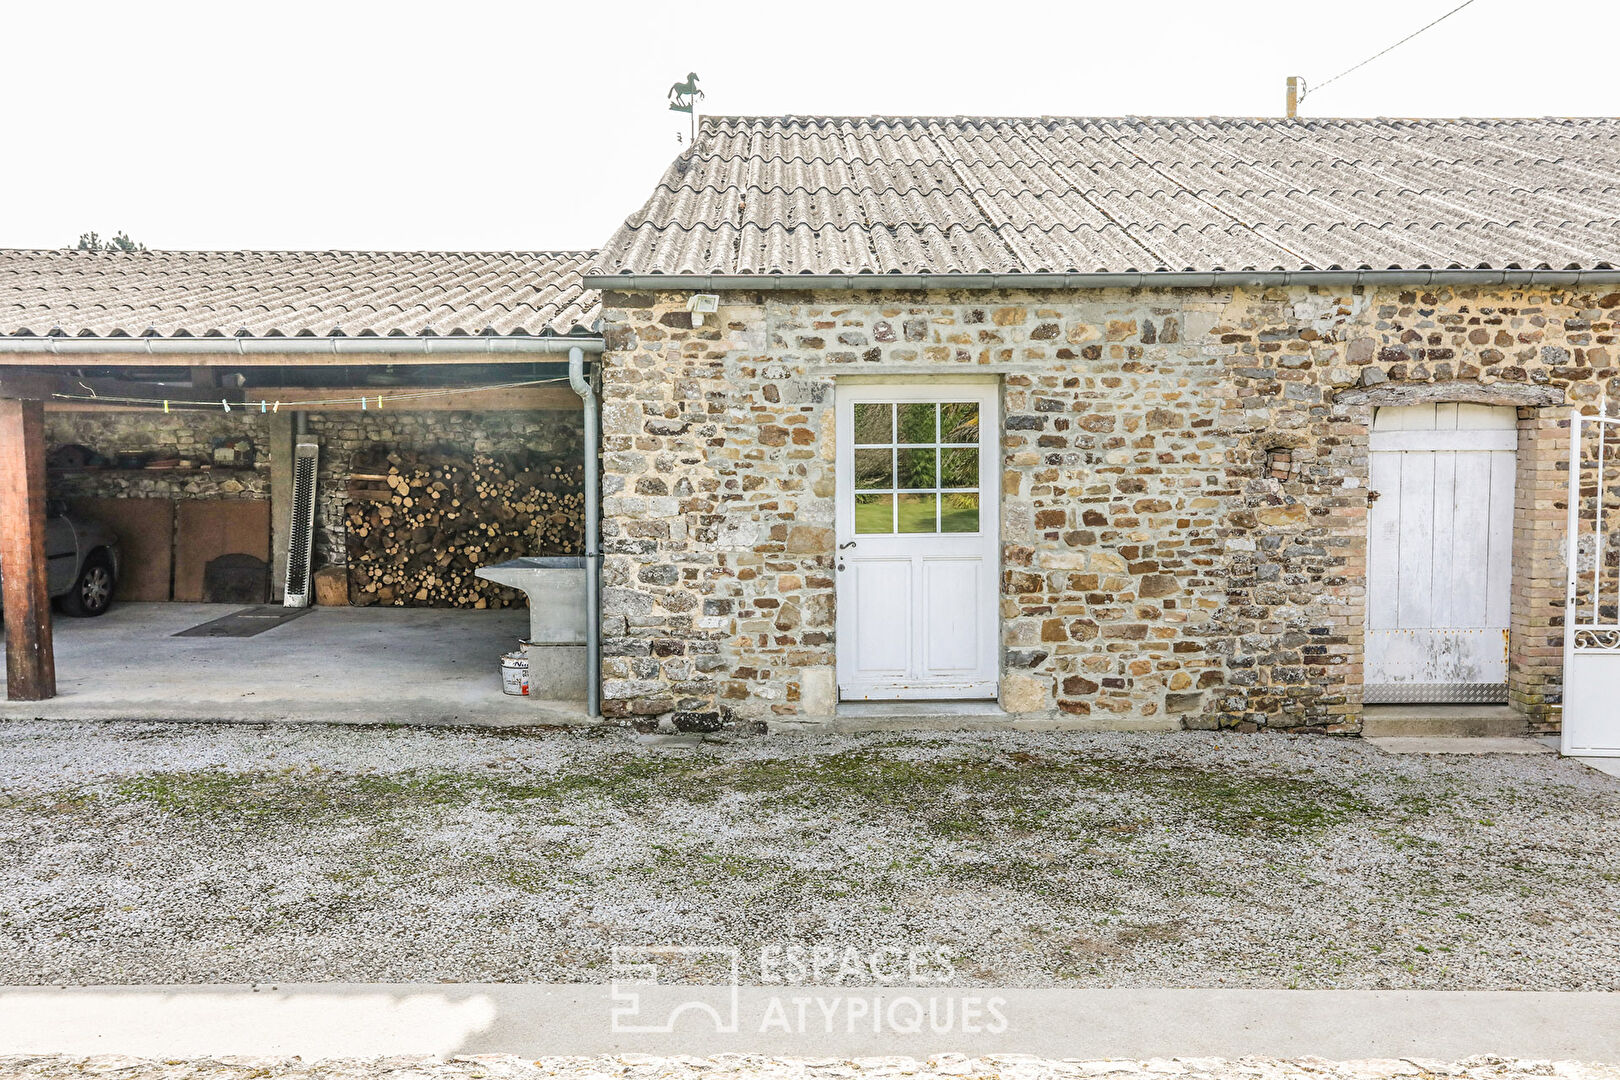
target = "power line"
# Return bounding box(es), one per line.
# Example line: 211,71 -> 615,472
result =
1303,0 -> 1482,102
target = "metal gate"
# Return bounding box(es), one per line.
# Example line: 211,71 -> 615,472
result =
1563,407 -> 1620,755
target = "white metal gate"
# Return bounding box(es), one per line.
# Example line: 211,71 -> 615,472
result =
1563,408 -> 1620,755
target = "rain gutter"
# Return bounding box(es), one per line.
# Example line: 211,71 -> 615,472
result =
566,345 -> 602,722
0,335 -> 606,357
584,269 -> 1620,292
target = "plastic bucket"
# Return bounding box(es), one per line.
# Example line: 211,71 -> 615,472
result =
500,651 -> 530,696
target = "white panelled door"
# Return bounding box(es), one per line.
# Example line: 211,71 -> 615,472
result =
835,383 -> 999,700
1366,403 -> 1516,702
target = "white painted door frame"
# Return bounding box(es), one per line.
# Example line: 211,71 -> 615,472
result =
1366,403 -> 1515,703
834,380 -> 1000,701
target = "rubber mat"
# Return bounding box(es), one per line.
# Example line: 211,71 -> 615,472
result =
171,605 -> 313,638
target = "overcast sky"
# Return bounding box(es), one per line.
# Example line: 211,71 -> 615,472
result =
8,0 -> 1614,253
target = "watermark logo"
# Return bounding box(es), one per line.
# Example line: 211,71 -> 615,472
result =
609,945 -> 741,1033
608,943 -> 1007,1036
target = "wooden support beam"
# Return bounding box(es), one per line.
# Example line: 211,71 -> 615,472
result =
43,384 -> 581,413
0,398 -> 55,700
9,351 -> 579,367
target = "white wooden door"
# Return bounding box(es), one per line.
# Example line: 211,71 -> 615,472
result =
835,383 -> 999,700
1366,404 -> 1515,702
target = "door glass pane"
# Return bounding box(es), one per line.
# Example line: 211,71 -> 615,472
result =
897,492 -> 938,533
941,492 -> 980,533
897,447 -> 937,489
853,402 -> 892,444
854,448 -> 893,489
940,402 -> 980,443
939,446 -> 978,488
854,493 -> 894,533
897,403 -> 937,444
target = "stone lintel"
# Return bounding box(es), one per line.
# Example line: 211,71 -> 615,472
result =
1334,380 -> 1565,409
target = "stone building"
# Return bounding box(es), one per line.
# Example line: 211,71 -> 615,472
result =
578,116 -> 1620,735
5,115 -> 1620,739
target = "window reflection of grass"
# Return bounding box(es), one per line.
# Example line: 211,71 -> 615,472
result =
942,493 -> 979,532
898,493 -> 936,533
855,494 -> 893,533
853,494 -> 982,534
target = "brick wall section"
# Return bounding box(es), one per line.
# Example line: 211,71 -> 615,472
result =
1511,410 -> 1571,730
598,285 -> 1614,732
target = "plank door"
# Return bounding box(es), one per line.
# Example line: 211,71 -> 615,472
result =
174,500 -> 271,603
834,383 -> 1000,700
1366,404 -> 1515,702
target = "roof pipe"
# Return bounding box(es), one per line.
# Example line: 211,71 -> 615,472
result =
0,335 -> 605,357
567,344 -> 602,722
583,269 -> 1620,292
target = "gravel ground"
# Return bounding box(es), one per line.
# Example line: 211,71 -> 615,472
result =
0,1056 -> 1615,1080
0,721 -> 1617,988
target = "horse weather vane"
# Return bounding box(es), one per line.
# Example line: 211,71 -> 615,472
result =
668,71 -> 704,143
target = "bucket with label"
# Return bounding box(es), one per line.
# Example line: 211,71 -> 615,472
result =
500,649 -> 530,696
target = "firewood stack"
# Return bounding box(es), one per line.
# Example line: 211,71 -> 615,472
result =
343,446 -> 583,608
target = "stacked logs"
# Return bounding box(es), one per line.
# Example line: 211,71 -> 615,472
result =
344,446 -> 583,608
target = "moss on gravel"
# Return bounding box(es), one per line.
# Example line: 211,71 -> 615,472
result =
108,746 -> 1364,838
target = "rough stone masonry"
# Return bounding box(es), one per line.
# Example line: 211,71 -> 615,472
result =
596,283 -> 1609,734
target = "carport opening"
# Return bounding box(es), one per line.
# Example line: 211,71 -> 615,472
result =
21,360 -> 592,715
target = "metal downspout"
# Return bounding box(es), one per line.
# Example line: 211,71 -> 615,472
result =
568,346 -> 602,720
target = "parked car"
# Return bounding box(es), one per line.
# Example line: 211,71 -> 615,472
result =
44,500 -> 121,616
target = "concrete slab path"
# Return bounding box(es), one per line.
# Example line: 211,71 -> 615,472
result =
0,985 -> 1616,1062
1368,736 -> 1556,755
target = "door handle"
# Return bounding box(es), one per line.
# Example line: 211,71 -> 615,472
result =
839,541 -> 857,550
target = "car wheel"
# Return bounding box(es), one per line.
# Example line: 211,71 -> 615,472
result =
60,551 -> 115,617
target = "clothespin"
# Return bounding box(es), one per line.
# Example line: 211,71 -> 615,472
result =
273,401 -> 280,413
260,400 -> 267,413
222,398 -> 231,413
377,394 -> 384,409
361,396 -> 368,411
162,400 -> 170,414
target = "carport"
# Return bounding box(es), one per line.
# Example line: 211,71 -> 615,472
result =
0,249 -> 602,721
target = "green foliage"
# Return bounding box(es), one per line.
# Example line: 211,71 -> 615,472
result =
75,230 -> 146,253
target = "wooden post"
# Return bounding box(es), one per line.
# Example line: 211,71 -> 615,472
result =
0,398 -> 55,700
1286,76 -> 1299,119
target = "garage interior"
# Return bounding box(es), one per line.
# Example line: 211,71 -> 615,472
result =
0,356 -> 595,724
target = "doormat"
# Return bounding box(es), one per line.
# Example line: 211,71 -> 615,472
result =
172,605 -> 314,638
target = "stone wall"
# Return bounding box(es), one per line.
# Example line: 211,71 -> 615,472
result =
598,284 -> 1613,733
44,411 -> 272,501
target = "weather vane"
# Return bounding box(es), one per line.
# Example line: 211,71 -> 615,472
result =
668,71 -> 704,143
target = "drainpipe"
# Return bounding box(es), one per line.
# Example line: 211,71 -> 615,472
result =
568,345 -> 602,720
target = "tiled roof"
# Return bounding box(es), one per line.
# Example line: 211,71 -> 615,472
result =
0,249 -> 601,338
591,115 -> 1620,277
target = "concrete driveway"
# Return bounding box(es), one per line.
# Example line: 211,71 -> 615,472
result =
0,603 -> 585,725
